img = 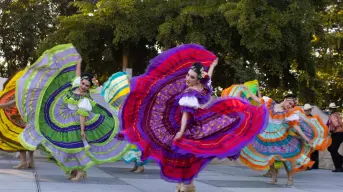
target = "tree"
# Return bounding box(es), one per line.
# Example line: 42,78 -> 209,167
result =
0,0 -> 59,76
310,0 -> 343,107
154,0 -> 243,88
220,1 -> 321,91
96,0 -> 160,70
3,0 -> 340,107
38,0 -> 159,80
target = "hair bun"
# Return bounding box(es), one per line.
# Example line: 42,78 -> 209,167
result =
284,93 -> 297,100
190,62 -> 204,78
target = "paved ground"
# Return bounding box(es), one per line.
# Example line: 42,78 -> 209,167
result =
0,152 -> 342,192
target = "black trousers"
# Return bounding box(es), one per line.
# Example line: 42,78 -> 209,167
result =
328,132 -> 343,169
310,150 -> 319,169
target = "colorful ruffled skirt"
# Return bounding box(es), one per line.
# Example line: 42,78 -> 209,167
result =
17,44 -> 130,172
101,72 -> 130,111
222,81 -> 285,169
120,44 -> 268,183
240,109 -> 331,174
0,71 -> 27,152
122,145 -> 151,166
102,72 -> 150,166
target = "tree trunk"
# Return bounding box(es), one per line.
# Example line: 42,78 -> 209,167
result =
122,45 -> 129,71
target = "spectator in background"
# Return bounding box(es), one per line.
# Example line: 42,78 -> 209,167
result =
304,104 -> 319,170
327,103 -> 343,172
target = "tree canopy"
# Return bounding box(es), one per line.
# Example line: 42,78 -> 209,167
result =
0,0 -> 342,108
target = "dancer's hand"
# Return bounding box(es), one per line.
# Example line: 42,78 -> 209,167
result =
240,84 -> 248,90
174,132 -> 184,140
305,137 -> 312,144
81,131 -> 86,140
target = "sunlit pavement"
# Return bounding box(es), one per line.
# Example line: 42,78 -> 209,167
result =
0,151 -> 342,192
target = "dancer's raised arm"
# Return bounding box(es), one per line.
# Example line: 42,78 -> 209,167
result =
241,85 -> 262,104
207,58 -> 218,78
257,86 -> 262,99
0,100 -> 15,108
76,58 -> 82,77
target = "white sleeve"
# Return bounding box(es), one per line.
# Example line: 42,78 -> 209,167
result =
78,98 -> 92,111
262,96 -> 271,103
178,96 -> 200,109
72,77 -> 81,88
285,113 -> 300,122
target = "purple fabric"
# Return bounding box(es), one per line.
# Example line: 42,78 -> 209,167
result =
44,83 -> 106,132
149,153 -> 214,184
175,86 -> 212,105
16,47 -> 79,121
171,96 -> 268,158
180,106 -> 196,114
125,68 -> 191,149
42,129 -> 114,149
18,45 -> 130,172
42,130 -> 129,169
119,44 -> 232,183
144,44 -> 212,76
200,77 -> 211,88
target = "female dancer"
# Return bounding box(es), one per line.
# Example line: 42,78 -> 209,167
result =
239,85 -> 331,186
221,81 -> 284,177
120,44 -> 269,192
0,71 -> 34,169
16,44 -> 130,181
101,72 -> 150,173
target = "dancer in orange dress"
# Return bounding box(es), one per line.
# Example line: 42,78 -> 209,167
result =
239,86 -> 331,186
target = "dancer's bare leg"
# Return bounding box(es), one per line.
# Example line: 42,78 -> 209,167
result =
270,164 -> 278,184
71,170 -> 87,181
130,165 -> 137,172
175,183 -> 183,192
67,170 -> 77,180
263,168 -> 272,177
283,162 -> 293,187
28,151 -> 34,168
179,181 -> 195,192
133,165 -> 144,173
13,151 -> 27,169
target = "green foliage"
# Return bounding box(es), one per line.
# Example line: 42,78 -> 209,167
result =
0,0 -> 59,76
1,0 -> 342,108
221,0 -> 319,87
310,1 -> 343,108
37,0 -> 160,79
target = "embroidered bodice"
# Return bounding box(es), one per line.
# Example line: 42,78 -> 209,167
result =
177,80 -> 212,113
261,96 -> 300,127
64,77 -> 96,116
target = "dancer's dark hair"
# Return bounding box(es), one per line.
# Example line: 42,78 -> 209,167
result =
81,73 -> 95,86
284,94 -> 297,100
190,62 -> 204,79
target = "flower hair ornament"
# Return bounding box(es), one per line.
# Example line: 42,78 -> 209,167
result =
201,71 -> 209,79
191,62 -> 210,85
199,68 -> 210,85
91,77 -> 99,88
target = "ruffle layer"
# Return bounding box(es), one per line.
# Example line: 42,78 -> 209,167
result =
17,44 -> 130,172
0,71 -> 27,152
120,44 -> 267,183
